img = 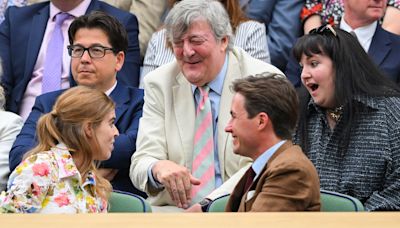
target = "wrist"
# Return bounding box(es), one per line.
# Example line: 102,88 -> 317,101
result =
198,198 -> 212,212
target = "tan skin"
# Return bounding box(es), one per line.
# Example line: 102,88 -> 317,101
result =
51,0 -> 84,12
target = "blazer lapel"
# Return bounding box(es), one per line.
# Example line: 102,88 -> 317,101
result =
109,83 -> 129,124
24,6 -> 49,88
368,24 -> 391,67
173,73 -> 196,169
217,51 -> 242,178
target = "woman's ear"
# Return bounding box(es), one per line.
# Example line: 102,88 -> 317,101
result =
84,122 -> 94,138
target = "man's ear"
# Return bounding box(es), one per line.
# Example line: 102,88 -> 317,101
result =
84,122 -> 94,138
115,51 -> 125,72
258,112 -> 269,130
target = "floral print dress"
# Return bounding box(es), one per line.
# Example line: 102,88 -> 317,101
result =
0,144 -> 107,213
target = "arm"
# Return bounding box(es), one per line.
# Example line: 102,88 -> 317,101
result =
246,0 -> 303,71
364,123 -> 400,211
0,113 -> 23,190
9,96 -> 48,172
250,159 -> 319,211
117,13 -> 141,88
301,0 -> 323,34
0,153 -> 54,213
0,7 -> 13,110
240,21 -> 270,63
130,80 -> 198,208
382,6 -> 400,35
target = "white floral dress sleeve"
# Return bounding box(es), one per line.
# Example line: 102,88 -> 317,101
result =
0,153 -> 56,213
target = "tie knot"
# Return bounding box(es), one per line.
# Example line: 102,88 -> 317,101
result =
54,12 -> 71,25
198,85 -> 210,96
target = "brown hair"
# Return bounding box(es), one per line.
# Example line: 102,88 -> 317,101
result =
232,73 -> 299,140
25,86 -> 115,200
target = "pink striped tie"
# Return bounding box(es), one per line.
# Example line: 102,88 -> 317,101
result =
192,86 -> 215,203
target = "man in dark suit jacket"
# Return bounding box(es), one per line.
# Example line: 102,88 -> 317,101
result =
0,0 -> 141,116
224,75 -> 320,212
10,11 -> 145,196
286,0 -> 400,87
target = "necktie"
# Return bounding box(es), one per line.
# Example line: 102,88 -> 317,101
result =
42,12 -> 70,93
244,167 -> 256,192
191,86 -> 215,203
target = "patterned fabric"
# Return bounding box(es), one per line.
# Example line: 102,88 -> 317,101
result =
140,20 -> 269,87
191,86 -> 215,203
0,143 -> 107,213
294,95 -> 400,211
301,0 -> 400,26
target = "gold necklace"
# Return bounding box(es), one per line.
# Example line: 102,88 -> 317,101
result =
326,106 -> 343,122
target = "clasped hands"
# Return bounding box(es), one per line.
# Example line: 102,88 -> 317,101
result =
152,160 -> 201,209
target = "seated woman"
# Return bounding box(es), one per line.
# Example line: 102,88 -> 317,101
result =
0,86 -> 119,213
140,0 -> 269,87
293,24 -> 400,211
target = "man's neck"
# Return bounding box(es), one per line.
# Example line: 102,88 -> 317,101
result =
343,14 -> 375,30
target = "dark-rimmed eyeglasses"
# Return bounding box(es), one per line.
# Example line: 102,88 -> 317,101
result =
67,45 -> 116,58
309,24 -> 337,37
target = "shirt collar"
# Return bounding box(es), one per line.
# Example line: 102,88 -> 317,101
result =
252,140 -> 286,179
49,0 -> 91,19
51,143 -> 80,179
191,53 -> 228,95
105,81 -> 117,96
339,16 -> 377,52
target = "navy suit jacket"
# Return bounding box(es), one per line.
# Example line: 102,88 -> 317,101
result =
9,83 -> 146,196
286,24 -> 400,87
246,0 -> 302,72
0,0 -> 141,114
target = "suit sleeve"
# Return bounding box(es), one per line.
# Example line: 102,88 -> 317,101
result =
0,7 -> 13,110
116,13 -> 141,88
9,97 -> 46,172
250,158 -> 319,211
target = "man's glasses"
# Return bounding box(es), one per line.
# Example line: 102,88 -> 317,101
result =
309,24 -> 337,37
67,45 -> 116,58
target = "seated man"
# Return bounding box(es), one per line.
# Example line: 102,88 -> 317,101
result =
129,0 -> 283,211
224,74 -> 320,212
10,11 -> 145,196
0,0 -> 140,120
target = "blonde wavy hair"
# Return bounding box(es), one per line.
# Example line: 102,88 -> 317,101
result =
25,86 -> 115,200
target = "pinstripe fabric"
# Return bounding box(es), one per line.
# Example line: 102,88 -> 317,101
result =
191,86 -> 215,203
140,20 -> 269,87
294,95 -> 400,211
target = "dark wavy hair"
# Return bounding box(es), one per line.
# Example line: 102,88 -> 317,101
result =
293,25 -> 400,153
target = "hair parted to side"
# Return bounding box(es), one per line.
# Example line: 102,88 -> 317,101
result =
68,11 -> 128,53
232,73 -> 298,140
25,86 -> 115,200
165,0 -> 234,50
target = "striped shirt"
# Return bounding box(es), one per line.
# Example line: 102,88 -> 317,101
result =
294,95 -> 400,211
140,20 -> 269,88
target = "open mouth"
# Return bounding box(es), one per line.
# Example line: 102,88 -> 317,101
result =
310,83 -> 319,91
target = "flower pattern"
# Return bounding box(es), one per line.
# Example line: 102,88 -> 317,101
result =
0,144 -> 107,213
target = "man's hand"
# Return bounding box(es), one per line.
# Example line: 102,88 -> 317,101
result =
152,160 -> 201,208
185,203 -> 202,212
98,168 -> 119,181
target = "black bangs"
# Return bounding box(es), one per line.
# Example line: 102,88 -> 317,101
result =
293,34 -> 333,62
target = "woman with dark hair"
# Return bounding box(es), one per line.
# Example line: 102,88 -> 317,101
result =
0,86 -> 119,213
293,24 -> 400,211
